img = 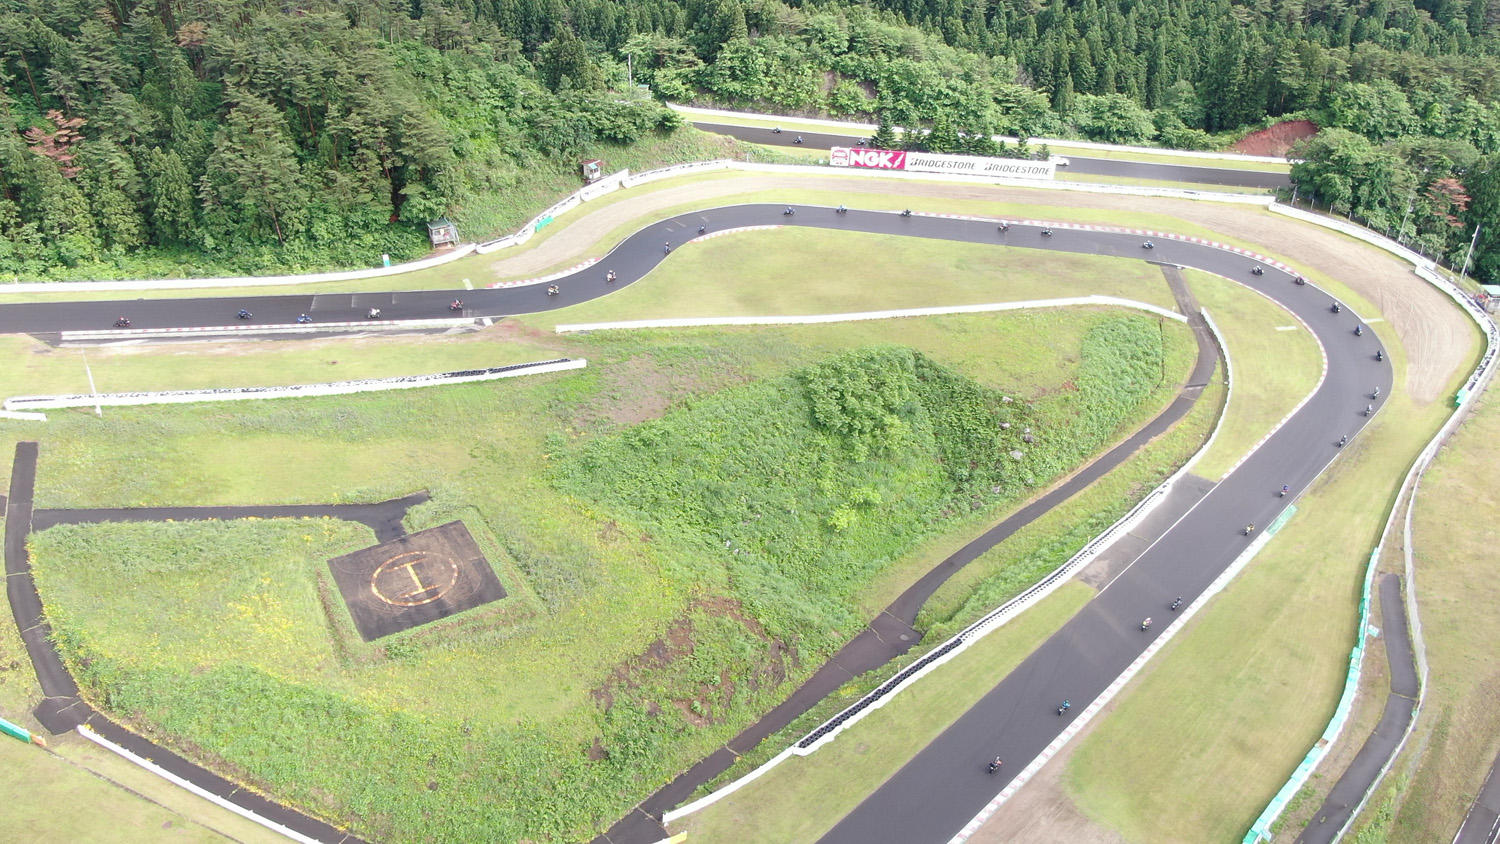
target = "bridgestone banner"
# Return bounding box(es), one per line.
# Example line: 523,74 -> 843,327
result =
829,147 -> 1056,180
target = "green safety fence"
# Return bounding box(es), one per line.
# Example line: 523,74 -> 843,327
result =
1,713 -> 42,746
1243,547 -> 1379,843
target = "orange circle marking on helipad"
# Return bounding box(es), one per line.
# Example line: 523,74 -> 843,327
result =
370,551 -> 459,607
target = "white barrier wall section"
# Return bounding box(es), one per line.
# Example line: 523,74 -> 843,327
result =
59,316 -> 473,343
662,303 -> 1238,828
3,359 -> 585,412
667,103 -> 1294,165
556,296 -> 1186,335
77,725 -> 319,844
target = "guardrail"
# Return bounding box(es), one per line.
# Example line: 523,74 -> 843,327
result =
2,359 -> 584,414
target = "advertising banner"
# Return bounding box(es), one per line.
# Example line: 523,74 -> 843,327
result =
830,146 -> 1056,180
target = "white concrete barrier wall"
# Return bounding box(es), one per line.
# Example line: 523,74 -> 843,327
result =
58,317 -> 473,343
3,359 -> 585,411
557,296 -> 1187,335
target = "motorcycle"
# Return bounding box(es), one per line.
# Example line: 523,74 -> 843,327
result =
113,317 -> 131,328
296,314 -> 312,324
547,284 -> 560,296
1251,265 -> 1264,275
449,300 -> 464,311
1142,241 -> 1155,249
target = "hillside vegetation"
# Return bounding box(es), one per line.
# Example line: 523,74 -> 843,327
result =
9,0 -> 1500,281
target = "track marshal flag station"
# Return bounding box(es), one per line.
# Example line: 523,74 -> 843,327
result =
829,146 -> 1057,179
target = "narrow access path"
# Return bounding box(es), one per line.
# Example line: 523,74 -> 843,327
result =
597,264 -> 1220,844
1295,572 -> 1419,844
32,492 -> 429,543
4,442 -> 376,844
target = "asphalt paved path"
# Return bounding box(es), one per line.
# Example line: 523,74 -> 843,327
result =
0,204 -> 1390,842
692,121 -> 1293,189
1296,573 -> 1418,844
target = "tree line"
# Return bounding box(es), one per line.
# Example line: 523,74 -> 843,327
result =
8,0 -> 1500,282
0,0 -> 676,279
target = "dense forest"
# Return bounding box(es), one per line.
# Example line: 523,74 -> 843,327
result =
6,0 -> 1500,281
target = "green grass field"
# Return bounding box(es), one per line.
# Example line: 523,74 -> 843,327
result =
23,298 -> 1191,841
0,163 -> 1461,844
1184,268 -> 1324,480
673,347 -> 1225,839
524,227 -> 1179,330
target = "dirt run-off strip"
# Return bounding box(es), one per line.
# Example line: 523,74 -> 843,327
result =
4,441 -> 417,844
596,265 -> 1222,844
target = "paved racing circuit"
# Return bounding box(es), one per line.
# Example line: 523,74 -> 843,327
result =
692,121 -> 1295,190
0,205 -> 1391,843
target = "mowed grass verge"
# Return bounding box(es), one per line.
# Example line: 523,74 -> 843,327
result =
1184,268 -> 1324,480
524,227 -> 1178,330
24,307 -> 1191,842
1365,386 -> 1500,840
1060,380 -> 1472,841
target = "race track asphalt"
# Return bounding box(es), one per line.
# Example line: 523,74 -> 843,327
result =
0,204 -> 1390,843
691,121 -> 1294,189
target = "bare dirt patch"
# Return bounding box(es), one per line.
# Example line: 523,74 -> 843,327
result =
571,352 -> 746,430
1232,121 -> 1318,157
590,596 -> 792,728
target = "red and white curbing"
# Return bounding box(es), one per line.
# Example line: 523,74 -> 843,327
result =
690,224 -> 781,242
488,258 -> 599,288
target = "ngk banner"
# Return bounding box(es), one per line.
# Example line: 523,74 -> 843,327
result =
830,147 -> 1056,180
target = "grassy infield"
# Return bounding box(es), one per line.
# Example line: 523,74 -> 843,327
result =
1,232 -> 1195,842
0,168 -> 1477,843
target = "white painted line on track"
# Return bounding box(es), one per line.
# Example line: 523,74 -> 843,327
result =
1275,325 -> 1299,331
